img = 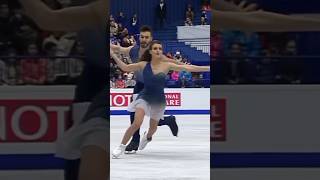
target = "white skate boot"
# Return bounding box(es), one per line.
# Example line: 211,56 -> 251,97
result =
139,132 -> 152,150
112,144 -> 126,158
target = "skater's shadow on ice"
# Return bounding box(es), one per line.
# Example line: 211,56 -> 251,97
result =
126,151 -> 199,160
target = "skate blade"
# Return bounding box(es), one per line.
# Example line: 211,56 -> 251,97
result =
125,150 -> 137,154
112,154 -> 120,159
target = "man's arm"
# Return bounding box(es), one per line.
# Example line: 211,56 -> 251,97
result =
110,44 -> 133,57
19,0 -> 107,31
213,9 -> 320,32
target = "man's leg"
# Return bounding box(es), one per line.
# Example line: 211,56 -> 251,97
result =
158,115 -> 179,136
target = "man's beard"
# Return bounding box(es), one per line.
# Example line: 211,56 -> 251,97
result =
140,43 -> 148,48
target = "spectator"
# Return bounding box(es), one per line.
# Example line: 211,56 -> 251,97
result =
125,72 -> 136,88
201,0 -> 211,11
20,43 -> 47,85
174,50 -> 183,62
42,31 -> 76,56
0,3 -> 14,55
212,32 -> 223,57
0,2 -> 11,44
109,14 -> 115,22
166,52 -> 173,59
224,42 -> 246,84
200,10 -> 208,25
115,74 -> 125,88
7,59 -> 18,85
110,19 -> 118,37
117,11 -> 126,27
281,39 -> 301,84
13,23 -> 39,53
186,3 -> 193,12
122,34 -> 135,47
184,17 -> 193,26
5,49 -> 22,85
0,58 -> 7,84
43,41 -> 57,84
192,73 -> 201,87
243,32 -> 262,56
171,71 -> 179,81
110,61 -> 117,78
185,6 -> 194,23
179,70 -> 192,87
129,13 -> 139,35
155,0 -> 167,29
116,23 -> 128,41
43,31 -> 76,84
110,76 -> 116,88
68,41 -> 84,83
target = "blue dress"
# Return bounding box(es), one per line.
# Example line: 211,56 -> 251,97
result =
137,62 -> 166,106
128,62 -> 166,120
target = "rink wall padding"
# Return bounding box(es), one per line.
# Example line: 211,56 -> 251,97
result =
0,86 -> 209,170
211,85 -> 320,168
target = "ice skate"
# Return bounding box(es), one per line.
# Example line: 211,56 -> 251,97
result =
139,132 -> 152,150
112,144 -> 126,158
125,140 -> 139,154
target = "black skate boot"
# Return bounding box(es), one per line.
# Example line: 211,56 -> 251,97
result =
167,115 -> 179,137
125,140 -> 139,154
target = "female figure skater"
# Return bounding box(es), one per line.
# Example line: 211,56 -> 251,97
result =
110,40 -> 210,158
18,1 -> 108,180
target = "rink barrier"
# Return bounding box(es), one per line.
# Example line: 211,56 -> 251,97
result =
4,152 -> 320,169
211,153 -> 320,168
0,87 -> 209,170
110,88 -> 210,112
0,154 -> 64,170
111,110 -> 210,115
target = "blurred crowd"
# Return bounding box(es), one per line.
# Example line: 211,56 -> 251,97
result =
211,0 -> 302,84
212,31 -> 301,84
0,0 -> 84,85
0,0 -> 210,87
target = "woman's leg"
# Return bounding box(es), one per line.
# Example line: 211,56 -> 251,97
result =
121,108 -> 145,145
78,145 -> 108,180
139,118 -> 158,150
147,119 -> 158,138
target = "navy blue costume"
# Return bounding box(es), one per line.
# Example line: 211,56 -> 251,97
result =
128,44 -> 177,147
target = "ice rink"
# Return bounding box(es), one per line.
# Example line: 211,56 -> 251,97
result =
0,114 -> 210,180
110,114 -> 210,180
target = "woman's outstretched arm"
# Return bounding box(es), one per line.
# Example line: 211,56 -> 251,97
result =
168,63 -> 210,72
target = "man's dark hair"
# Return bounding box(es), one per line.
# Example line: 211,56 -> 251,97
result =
140,25 -> 153,35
